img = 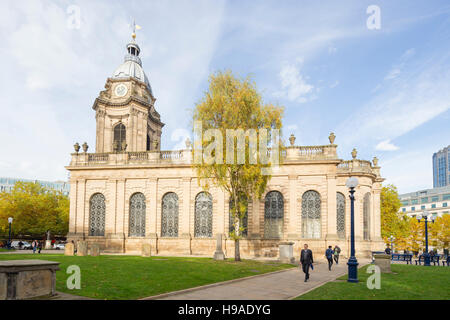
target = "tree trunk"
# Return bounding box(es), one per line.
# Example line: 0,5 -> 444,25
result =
235,238 -> 241,261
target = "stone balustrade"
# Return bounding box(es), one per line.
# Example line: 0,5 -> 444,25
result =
70,144 -> 341,167
337,159 -> 379,176
68,144 -> 383,177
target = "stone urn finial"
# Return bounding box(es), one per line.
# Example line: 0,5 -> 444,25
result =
373,156 -> 379,167
185,137 -> 191,149
153,140 -> 159,150
351,148 -> 357,159
329,132 -> 336,144
82,142 -> 89,153
73,142 -> 80,153
289,134 -> 296,146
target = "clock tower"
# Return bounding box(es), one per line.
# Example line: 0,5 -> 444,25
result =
92,33 -> 164,153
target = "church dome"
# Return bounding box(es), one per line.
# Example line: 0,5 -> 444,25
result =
112,41 -> 153,96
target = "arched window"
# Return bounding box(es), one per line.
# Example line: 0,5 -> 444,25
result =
89,193 -> 105,236
336,192 -> 346,239
194,192 -> 213,238
264,191 -> 284,239
363,193 -> 371,240
302,190 -> 321,239
113,123 -> 126,151
229,197 -> 248,237
161,192 -> 179,237
129,193 -> 146,237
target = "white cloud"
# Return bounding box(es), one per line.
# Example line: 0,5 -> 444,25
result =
375,139 -> 399,151
337,50 -> 450,151
330,80 -> 339,88
273,59 -> 314,103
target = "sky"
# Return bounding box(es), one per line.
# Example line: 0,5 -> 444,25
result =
0,0 -> 449,194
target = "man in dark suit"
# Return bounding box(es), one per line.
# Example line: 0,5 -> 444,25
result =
300,244 -> 314,282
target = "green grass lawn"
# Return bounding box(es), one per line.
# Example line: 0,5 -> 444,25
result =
0,254 -> 293,300
295,264 -> 450,300
0,248 -> 15,252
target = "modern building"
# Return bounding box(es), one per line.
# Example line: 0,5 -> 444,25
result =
0,177 -> 70,195
65,33 -> 385,259
399,185 -> 450,219
433,145 -> 450,188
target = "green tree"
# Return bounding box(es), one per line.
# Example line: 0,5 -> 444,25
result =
192,70 -> 283,261
380,184 -> 409,251
0,181 -> 69,237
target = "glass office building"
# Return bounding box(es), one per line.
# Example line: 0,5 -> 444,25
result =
0,177 -> 70,195
433,145 -> 450,188
399,185 -> 450,218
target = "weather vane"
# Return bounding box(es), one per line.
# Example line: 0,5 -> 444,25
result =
130,19 -> 142,40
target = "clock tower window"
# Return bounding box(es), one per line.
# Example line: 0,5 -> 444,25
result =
113,123 -> 127,151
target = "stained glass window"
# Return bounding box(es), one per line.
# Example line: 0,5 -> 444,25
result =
336,192 -> 346,239
161,192 -> 179,237
89,193 -> 105,236
264,191 -> 284,239
301,190 -> 321,239
129,193 -> 146,237
194,192 -> 213,238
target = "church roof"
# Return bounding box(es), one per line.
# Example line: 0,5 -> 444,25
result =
112,41 -> 153,97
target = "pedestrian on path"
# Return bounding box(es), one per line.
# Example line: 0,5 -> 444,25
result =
38,241 -> 42,254
333,245 -> 341,264
325,246 -> 334,271
300,244 -> 314,282
32,240 -> 37,254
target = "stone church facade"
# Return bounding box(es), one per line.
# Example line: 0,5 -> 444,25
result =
66,37 -> 385,259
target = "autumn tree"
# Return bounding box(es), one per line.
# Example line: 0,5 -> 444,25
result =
380,184 -> 409,250
429,214 -> 450,250
0,182 -> 69,237
192,70 -> 283,261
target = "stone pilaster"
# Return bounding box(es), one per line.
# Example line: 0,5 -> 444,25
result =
287,174 -> 299,238
326,174 -> 338,241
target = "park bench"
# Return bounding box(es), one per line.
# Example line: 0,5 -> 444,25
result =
391,253 -> 413,264
415,254 -> 441,265
431,255 -> 440,266
415,255 -> 424,265
441,257 -> 449,266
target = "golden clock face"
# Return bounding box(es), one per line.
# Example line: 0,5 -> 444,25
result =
115,84 -> 128,97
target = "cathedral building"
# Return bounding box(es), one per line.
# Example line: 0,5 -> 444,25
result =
66,35 -> 385,259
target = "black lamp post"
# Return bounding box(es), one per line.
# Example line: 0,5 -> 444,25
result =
346,177 -> 359,283
7,217 -> 13,250
417,211 -> 435,267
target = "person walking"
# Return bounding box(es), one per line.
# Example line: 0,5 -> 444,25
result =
32,240 -> 37,254
300,244 -> 314,282
325,246 -> 334,271
38,241 -> 42,254
333,245 -> 341,264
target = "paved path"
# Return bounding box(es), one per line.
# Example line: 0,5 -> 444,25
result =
0,250 -> 63,255
146,258 -> 370,300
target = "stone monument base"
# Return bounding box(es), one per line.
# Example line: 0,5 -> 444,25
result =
0,260 -> 60,300
374,254 -> 391,273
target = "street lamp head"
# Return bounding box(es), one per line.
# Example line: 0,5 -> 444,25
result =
8,217 -> 13,224
416,213 -> 422,221
346,177 -> 359,189
423,210 -> 430,218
